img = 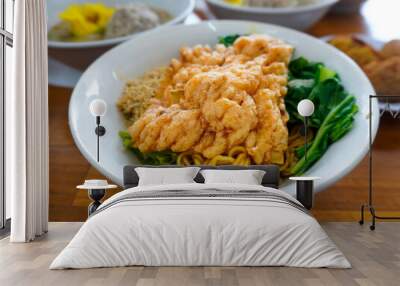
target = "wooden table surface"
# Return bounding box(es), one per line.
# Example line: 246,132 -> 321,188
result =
49,0 -> 400,222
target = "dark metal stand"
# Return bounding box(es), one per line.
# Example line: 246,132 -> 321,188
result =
299,117 -> 310,160
94,116 -> 106,162
296,180 -> 314,210
359,95 -> 400,230
88,189 -> 105,216
304,117 -> 309,161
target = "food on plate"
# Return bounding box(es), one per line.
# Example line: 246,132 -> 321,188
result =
364,57 -> 400,96
117,67 -> 167,124
224,0 -> 317,7
119,131 -> 177,165
48,2 -> 170,42
381,40 -> 400,59
117,34 -> 358,176
328,35 -> 380,66
283,57 -> 358,175
49,3 -> 114,42
127,35 -> 292,166
105,4 -> 170,38
328,35 -> 400,96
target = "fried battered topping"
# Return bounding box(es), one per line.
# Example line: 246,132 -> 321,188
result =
128,35 -> 293,164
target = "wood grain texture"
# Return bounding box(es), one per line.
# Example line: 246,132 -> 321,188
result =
1,222 -> 400,286
49,0 -> 400,222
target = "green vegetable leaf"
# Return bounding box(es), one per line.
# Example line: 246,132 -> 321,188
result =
307,78 -> 348,127
218,34 -> 241,47
286,57 -> 350,128
287,79 -> 315,90
317,66 -> 337,82
288,57 -> 321,80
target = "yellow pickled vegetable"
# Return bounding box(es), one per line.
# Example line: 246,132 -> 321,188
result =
59,3 -> 115,37
224,0 -> 243,6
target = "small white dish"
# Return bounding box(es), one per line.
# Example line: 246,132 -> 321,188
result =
47,0 -> 195,70
331,0 -> 365,14
48,13 -> 203,88
69,20 -> 379,196
205,0 -> 338,31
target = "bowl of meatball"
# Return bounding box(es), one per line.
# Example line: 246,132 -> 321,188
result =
47,0 -> 195,70
206,0 -> 338,31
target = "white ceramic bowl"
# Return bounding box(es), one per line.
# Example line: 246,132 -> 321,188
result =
47,0 -> 195,69
205,0 -> 338,31
331,0 -> 365,14
69,20 -> 379,196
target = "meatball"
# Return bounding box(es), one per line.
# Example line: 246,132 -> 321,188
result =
105,4 -> 160,38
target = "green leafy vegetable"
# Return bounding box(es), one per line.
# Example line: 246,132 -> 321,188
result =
288,57 -> 320,80
285,57 -> 359,175
318,66 -> 337,82
218,34 -> 241,47
290,96 -> 358,175
286,57 -> 347,128
119,131 -> 177,165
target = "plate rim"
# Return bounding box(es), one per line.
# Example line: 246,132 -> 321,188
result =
205,0 -> 338,14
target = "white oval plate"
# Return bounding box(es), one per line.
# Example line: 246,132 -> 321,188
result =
69,20 -> 379,196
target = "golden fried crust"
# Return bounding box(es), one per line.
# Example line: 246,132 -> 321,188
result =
381,40 -> 400,59
129,34 -> 293,164
364,57 -> 400,96
328,35 -> 380,67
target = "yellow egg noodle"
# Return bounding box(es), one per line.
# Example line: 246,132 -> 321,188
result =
280,125 -> 314,176
175,127 -> 314,176
177,146 -> 251,166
